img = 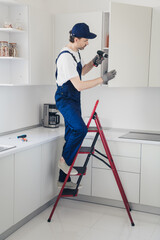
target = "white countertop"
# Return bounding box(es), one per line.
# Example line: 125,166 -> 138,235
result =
87,128 -> 160,145
0,126 -> 160,158
0,126 -> 65,158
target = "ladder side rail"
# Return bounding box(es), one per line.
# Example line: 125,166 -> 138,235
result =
95,117 -> 130,210
95,114 -> 113,160
76,132 -> 99,190
48,136 -> 86,222
48,104 -> 99,222
87,100 -> 99,128
48,157 -> 74,222
92,112 -> 131,213
95,114 -> 130,208
94,116 -> 135,226
48,131 -> 88,221
100,128 -> 130,209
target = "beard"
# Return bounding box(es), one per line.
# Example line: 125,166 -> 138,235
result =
78,45 -> 86,50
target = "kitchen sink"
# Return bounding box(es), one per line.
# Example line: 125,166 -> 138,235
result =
120,132 -> 160,141
0,145 -> 16,152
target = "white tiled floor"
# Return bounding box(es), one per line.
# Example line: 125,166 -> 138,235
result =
6,199 -> 160,240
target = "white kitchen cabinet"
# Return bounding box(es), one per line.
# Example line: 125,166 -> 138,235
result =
14,146 -> 42,223
93,154 -> 140,174
0,2 -> 53,86
0,2 -> 29,85
108,2 -> 152,87
54,12 -> 104,81
107,140 -> 141,158
140,144 -> 160,207
149,7 -> 160,87
41,138 -> 63,205
92,139 -> 141,203
93,139 -> 141,169
0,155 -> 14,234
92,168 -> 140,203
29,6 -> 53,85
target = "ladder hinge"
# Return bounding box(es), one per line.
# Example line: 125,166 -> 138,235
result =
93,112 -> 97,120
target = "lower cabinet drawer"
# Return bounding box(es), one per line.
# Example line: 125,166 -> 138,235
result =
96,139 -> 141,158
92,155 -> 140,173
92,168 -> 140,204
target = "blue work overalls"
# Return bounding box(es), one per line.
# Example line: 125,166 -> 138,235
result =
55,50 -> 88,182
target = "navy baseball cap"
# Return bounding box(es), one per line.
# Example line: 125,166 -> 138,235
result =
71,23 -> 97,39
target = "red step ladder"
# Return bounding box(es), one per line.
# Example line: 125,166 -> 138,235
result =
48,100 -> 135,226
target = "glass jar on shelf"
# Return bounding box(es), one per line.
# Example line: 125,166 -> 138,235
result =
14,16 -> 24,30
1,41 -> 9,57
3,18 -> 13,28
15,21 -> 24,31
9,43 -> 17,57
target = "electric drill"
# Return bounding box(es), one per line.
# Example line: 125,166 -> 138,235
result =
94,50 -> 108,67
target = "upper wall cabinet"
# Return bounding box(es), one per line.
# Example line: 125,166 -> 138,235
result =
108,2 -> 152,87
0,2 -> 53,86
0,2 -> 29,85
54,12 -> 109,82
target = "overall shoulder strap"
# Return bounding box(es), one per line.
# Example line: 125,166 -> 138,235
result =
78,51 -> 81,61
55,50 -> 78,79
55,50 -> 77,64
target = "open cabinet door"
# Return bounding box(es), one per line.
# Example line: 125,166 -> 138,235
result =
108,2 -> 152,87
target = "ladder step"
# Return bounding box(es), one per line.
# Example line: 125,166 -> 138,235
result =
88,127 -> 98,132
61,188 -> 78,197
74,166 -> 86,175
88,127 -> 102,132
79,146 -> 94,154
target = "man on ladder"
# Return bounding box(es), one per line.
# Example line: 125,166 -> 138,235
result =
55,22 -> 116,190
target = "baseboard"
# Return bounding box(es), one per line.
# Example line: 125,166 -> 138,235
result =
0,197 -> 56,240
67,194 -> 160,215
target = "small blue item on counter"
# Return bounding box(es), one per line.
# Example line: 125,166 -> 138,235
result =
17,134 -> 27,139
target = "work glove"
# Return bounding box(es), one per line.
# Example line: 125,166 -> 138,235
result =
102,70 -> 117,84
93,50 -> 108,67
93,54 -> 105,67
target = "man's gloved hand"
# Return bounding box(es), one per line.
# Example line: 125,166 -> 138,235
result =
93,54 -> 105,67
102,70 -> 117,84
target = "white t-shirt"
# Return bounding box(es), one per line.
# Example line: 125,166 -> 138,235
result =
56,47 -> 85,86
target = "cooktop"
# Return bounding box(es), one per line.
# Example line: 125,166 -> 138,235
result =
120,132 -> 160,142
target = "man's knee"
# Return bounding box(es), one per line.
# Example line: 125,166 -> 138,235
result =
76,125 -> 88,138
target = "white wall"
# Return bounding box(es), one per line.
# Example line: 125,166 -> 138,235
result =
81,87 -> 160,132
0,86 -> 55,134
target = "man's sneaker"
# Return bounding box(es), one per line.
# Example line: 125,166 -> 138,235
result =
57,181 -> 82,189
58,160 -> 78,175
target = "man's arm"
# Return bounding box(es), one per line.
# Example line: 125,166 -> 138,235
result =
81,60 -> 94,76
70,75 -> 102,91
70,69 -> 117,91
